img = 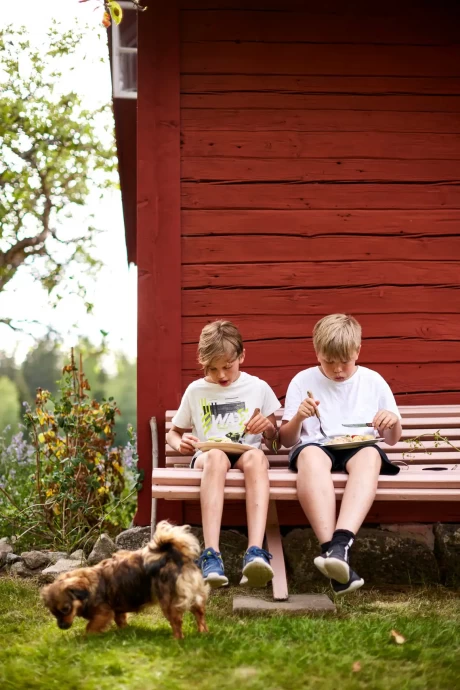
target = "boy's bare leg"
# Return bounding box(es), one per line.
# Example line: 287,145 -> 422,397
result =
234,449 -> 273,586
336,446 -> 381,534
234,449 -> 270,547
194,449 -> 231,549
296,447 -> 336,544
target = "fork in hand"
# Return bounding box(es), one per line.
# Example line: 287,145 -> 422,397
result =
307,391 -> 328,441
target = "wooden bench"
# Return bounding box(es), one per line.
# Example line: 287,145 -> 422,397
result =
151,405 -> 460,600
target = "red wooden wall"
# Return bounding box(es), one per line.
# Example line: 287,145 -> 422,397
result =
179,0 -> 460,406
136,0 -> 460,524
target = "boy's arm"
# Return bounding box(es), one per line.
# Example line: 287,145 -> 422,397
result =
279,398 -> 319,448
166,425 -> 199,455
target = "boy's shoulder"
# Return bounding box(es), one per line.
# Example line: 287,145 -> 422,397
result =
289,366 -> 320,385
357,366 -> 390,386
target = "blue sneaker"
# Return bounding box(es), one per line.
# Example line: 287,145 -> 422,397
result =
197,548 -> 229,588
240,546 -> 274,588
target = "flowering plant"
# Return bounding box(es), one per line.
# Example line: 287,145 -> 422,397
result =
0,351 -> 142,552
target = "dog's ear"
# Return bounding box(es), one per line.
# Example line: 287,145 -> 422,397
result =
69,588 -> 89,601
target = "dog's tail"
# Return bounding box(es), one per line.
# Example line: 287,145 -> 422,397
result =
146,520 -> 201,563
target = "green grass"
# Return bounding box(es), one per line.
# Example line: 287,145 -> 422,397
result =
0,578 -> 459,690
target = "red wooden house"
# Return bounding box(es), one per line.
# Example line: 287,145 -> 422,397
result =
112,0 -> 460,526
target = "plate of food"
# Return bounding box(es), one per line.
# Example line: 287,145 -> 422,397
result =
322,434 -> 384,450
194,438 -> 254,455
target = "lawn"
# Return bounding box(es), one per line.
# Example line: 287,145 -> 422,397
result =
0,578 -> 459,690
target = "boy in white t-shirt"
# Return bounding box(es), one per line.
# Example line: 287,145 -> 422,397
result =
167,320 -> 281,589
279,314 -> 402,596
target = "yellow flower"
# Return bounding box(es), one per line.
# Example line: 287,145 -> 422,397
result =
112,461 -> 124,474
98,486 -> 108,495
46,488 -> 55,497
47,430 -> 55,438
104,425 -> 111,435
38,433 -> 45,443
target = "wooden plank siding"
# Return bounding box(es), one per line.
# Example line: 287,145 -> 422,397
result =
178,0 -> 460,406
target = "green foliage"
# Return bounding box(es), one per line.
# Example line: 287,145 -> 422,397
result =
0,23 -> 117,306
0,351 -> 141,552
0,377 -> 20,436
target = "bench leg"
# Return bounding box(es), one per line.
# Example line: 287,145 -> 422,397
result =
265,500 -> 289,601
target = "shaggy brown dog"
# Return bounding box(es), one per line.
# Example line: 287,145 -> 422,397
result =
41,521 -> 209,638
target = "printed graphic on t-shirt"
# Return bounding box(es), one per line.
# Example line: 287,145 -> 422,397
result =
200,398 -> 248,441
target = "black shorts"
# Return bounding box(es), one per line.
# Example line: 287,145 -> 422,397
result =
190,450 -> 241,469
288,442 -> 400,475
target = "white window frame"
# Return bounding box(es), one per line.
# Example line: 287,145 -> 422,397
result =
112,1 -> 137,99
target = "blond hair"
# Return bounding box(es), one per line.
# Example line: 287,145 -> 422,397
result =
197,320 -> 243,369
313,314 -> 361,360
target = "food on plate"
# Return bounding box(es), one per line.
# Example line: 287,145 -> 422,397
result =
327,434 -> 375,445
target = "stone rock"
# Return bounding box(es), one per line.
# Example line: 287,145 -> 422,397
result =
40,558 -> 82,583
10,560 -> 38,578
46,551 -> 68,565
21,551 -> 51,570
191,527 -> 247,585
6,553 -> 22,565
282,526 -> 440,590
0,537 -> 13,553
115,526 -> 151,551
282,528 -> 324,590
352,528 -> 439,585
69,549 -> 86,563
434,524 -> 460,586
383,523 -> 435,550
87,534 -> 117,565
0,539 -> 13,567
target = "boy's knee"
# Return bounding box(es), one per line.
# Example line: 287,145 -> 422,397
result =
202,449 -> 229,469
241,449 -> 268,472
297,446 -> 331,472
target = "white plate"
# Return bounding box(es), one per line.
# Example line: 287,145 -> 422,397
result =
194,441 -> 253,455
322,437 -> 384,450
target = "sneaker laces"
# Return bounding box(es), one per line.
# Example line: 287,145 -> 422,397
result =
246,546 -> 272,560
197,549 -> 222,568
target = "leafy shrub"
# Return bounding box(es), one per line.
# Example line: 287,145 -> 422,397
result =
0,351 -> 142,552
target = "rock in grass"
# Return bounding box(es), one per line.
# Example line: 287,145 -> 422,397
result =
115,527 -> 150,551
69,549 -> 86,563
10,561 -> 38,578
40,558 -> 82,583
87,534 -> 117,565
6,553 -> 22,565
0,539 -> 13,567
46,551 -> 69,565
20,551 -> 51,570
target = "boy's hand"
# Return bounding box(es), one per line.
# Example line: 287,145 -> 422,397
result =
296,398 -> 320,420
245,412 -> 275,437
373,410 -> 399,431
178,433 -> 200,454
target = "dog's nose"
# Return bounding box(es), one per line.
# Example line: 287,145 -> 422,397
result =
58,620 -> 71,630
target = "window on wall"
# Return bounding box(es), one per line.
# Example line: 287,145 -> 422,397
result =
111,1 -> 137,99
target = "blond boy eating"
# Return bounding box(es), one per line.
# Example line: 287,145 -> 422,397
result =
279,314 -> 402,595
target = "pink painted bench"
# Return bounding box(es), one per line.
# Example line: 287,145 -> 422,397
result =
151,405 -> 460,600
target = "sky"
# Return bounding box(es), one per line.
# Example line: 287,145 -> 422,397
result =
1,0 -> 137,364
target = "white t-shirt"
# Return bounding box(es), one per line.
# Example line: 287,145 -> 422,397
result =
282,366 -> 400,449
172,371 -> 280,448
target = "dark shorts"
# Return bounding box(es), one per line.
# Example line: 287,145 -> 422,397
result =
190,450 -> 241,469
288,442 -> 400,475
